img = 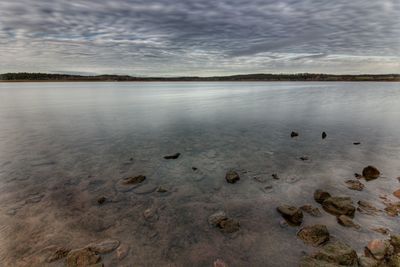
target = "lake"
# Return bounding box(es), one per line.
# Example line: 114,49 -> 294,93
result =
0,82 -> 400,266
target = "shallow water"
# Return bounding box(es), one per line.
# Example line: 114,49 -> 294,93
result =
0,81 -> 400,266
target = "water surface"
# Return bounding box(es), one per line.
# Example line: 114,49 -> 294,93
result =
0,82 -> 400,266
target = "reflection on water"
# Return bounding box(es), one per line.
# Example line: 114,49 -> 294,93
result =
0,82 -> 400,266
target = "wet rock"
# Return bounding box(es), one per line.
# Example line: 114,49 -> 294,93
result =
121,175 -> 146,185
164,153 -> 180,159
384,202 -> 400,217
143,208 -> 159,222
41,245 -> 70,263
390,235 -> 400,252
393,189 -> 400,199
208,211 -> 240,233
300,156 -> 309,161
354,173 -> 362,179
225,170 -> 240,184
322,132 -> 327,139
156,186 -> 168,193
322,196 -> 356,217
25,194 -> 44,204
353,142 -> 361,145
116,244 -> 130,260
192,167 -> 198,171
277,205 -> 303,226
133,184 -> 157,194
357,200 -> 380,215
66,247 -> 101,267
372,227 -> 390,235
291,131 -> 299,137
86,239 -> 120,254
345,180 -> 365,191
358,256 -> 379,267
97,197 -> 106,205
314,190 -> 331,204
272,173 -> 279,180
362,166 -> 380,181
300,204 -> 322,217
337,215 -> 360,229
213,259 -> 229,267
314,241 -> 358,266
297,224 -> 329,246
365,239 -> 394,260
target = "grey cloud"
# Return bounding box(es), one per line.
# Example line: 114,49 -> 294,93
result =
0,0 -> 399,75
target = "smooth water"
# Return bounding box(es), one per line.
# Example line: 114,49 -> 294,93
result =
0,82 -> 400,266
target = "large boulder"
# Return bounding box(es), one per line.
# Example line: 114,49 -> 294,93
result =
277,205 -> 303,226
313,241 -> 358,266
297,225 -> 330,246
322,197 -> 356,218
362,166 -> 380,181
314,190 -> 331,204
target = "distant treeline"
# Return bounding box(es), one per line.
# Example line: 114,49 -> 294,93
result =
1,72 -> 400,82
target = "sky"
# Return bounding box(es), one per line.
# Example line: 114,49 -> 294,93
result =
0,0 -> 399,76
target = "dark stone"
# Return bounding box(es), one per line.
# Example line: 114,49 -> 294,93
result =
300,204 -> 322,217
354,173 -> 362,178
121,175 -> 146,185
66,247 -> 101,267
291,131 -> 299,137
314,241 -> 358,266
297,224 -> 329,246
164,153 -> 181,159
322,196 -> 356,217
208,211 -> 240,233
156,186 -> 168,193
357,200 -> 380,215
362,166 -> 380,181
322,132 -> 327,139
97,197 -> 106,205
300,156 -> 309,161
225,170 -> 240,184
272,173 -> 279,180
192,167 -> 198,171
337,215 -> 360,229
314,190 -> 331,204
353,142 -> 361,145
277,205 -> 303,226
345,180 -> 365,191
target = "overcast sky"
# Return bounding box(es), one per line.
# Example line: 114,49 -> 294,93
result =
0,0 -> 399,76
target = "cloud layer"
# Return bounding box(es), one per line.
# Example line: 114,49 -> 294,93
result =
0,0 -> 399,75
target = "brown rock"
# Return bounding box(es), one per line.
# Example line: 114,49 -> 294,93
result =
357,200 -> 380,215
362,166 -> 380,181
86,239 -> 120,254
322,196 -> 356,217
300,204 -> 322,217
365,239 -> 394,260
358,256 -> 379,267
345,180 -> 365,191
337,215 -> 360,229
384,202 -> 400,217
314,190 -> 331,204
390,235 -> 400,252
208,211 -> 240,233
66,248 -> 101,267
41,245 -> 70,263
314,241 -> 358,266
116,244 -> 130,260
214,259 -> 229,267
393,189 -> 400,199
225,170 -> 240,184
97,197 -> 106,205
371,227 -> 390,235
297,224 -> 329,246
300,257 -> 338,267
277,205 -> 303,226
121,175 -> 146,185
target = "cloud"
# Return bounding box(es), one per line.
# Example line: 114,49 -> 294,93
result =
0,0 -> 399,75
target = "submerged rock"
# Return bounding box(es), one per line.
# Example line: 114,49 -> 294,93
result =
322,132 -> 327,139
362,166 -> 380,181
314,190 -> 331,204
371,227 -> 390,235
41,245 -> 70,263
116,244 -> 130,260
345,180 -> 365,191
300,257 -> 338,267
192,167 -> 198,171
208,211 -> 240,233
357,200 -> 380,215
271,173 -> 279,180
384,202 -> 400,217
66,247 -> 101,267
393,189 -> 400,199
353,142 -> 361,145
300,204 -> 322,217
213,259 -> 229,267
358,256 -> 379,267
337,215 -> 360,229
322,196 -> 356,218
121,175 -> 146,185
291,131 -> 299,137
156,186 -> 168,193
365,239 -> 394,260
297,224 -> 329,246
86,239 -> 120,254
313,241 -> 358,266
277,205 -> 303,226
225,170 -> 240,184
299,156 -> 309,161
164,153 -> 181,159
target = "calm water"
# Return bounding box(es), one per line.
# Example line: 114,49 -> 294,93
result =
0,82 -> 400,266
